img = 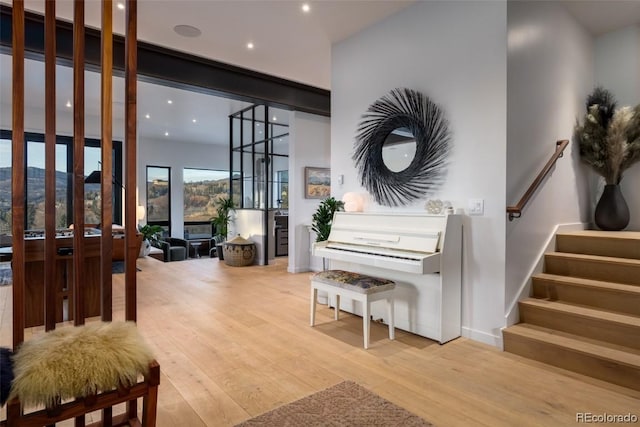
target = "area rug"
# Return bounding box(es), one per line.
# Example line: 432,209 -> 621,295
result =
110,261 -> 141,274
235,381 -> 432,427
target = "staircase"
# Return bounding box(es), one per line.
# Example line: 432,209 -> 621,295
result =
503,230 -> 640,391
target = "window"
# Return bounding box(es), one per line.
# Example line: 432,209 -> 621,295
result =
0,130 -> 123,232
0,138 -> 10,235
183,168 -> 230,239
276,170 -> 289,210
146,166 -> 171,236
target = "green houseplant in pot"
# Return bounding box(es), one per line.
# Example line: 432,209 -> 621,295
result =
138,224 -> 163,257
575,87 -> 640,230
210,196 -> 236,260
311,196 -> 345,270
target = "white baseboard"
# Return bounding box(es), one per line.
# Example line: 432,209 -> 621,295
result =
288,266 -> 311,273
462,326 -> 502,348
504,222 -> 588,326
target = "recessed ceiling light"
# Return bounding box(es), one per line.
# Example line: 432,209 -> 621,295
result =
164,131 -> 169,137
116,2 -> 125,10
302,3 -> 311,13
192,119 -> 197,123
173,24 -> 202,38
259,131 -> 263,135
167,100 -> 173,104
145,113 -> 150,119
65,100 -> 71,108
247,42 -> 254,50
272,116 -> 277,121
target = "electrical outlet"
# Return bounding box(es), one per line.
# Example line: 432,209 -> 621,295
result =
468,198 -> 484,215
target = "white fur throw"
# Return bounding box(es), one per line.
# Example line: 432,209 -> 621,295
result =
10,321 -> 154,408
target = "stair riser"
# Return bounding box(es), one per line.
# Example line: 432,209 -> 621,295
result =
557,235 -> 640,260
532,280 -> 640,316
503,332 -> 640,391
545,256 -> 640,285
519,303 -> 640,350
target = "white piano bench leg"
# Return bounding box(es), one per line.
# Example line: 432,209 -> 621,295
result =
310,286 -> 318,327
335,294 -> 340,320
363,299 -> 370,350
388,297 -> 395,341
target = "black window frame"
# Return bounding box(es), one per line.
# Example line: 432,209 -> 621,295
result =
145,165 -> 171,237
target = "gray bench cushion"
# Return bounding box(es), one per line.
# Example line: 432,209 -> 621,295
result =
312,270 -> 395,294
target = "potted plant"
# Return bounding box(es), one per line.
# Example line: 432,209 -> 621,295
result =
210,196 -> 236,260
311,196 -> 345,270
574,87 -> 640,230
138,224 -> 163,257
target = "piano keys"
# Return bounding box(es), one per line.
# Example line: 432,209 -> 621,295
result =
313,212 -> 462,343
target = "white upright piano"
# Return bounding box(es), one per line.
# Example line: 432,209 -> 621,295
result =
313,212 -> 462,344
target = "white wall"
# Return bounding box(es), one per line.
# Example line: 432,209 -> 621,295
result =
332,1 -> 508,346
288,111 -> 331,273
505,2 -> 594,322
594,25 -> 640,230
138,137 -> 228,237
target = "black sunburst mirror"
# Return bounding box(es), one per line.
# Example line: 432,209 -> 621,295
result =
353,88 -> 451,207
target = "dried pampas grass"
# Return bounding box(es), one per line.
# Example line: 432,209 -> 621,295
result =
576,87 -> 640,184
10,321 -> 154,408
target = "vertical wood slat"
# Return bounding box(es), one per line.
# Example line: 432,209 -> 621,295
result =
101,2 -> 114,423
73,2 -> 86,425
125,1 -> 138,419
11,0 -> 26,349
44,0 -> 57,333
125,0 -> 137,323
72,0 -> 86,328
101,0 -> 114,323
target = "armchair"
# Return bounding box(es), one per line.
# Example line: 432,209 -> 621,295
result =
155,237 -> 188,262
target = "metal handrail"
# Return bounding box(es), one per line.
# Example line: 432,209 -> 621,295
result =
507,139 -> 570,221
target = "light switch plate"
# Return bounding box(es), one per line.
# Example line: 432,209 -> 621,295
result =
468,198 -> 484,215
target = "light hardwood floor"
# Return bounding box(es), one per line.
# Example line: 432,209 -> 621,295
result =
1,257 -> 639,426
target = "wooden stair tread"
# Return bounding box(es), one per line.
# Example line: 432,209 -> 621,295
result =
533,273 -> 640,293
520,298 -> 640,326
504,324 -> 640,366
546,252 -> 640,266
556,230 -> 640,240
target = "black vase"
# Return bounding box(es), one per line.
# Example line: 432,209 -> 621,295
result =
594,184 -> 630,231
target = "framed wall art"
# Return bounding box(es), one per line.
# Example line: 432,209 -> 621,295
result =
304,167 -> 330,199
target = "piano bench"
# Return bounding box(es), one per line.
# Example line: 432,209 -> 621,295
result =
310,270 -> 396,349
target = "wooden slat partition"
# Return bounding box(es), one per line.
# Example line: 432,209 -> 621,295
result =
44,0 -> 57,333
6,1 -> 158,425
72,0 -> 86,328
11,0 -> 25,349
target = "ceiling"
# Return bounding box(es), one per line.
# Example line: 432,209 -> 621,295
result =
10,0 -> 416,90
0,0 -> 415,146
562,0 -> 640,36
1,1 -> 638,146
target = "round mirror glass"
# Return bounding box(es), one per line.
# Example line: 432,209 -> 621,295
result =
381,127 -> 417,172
